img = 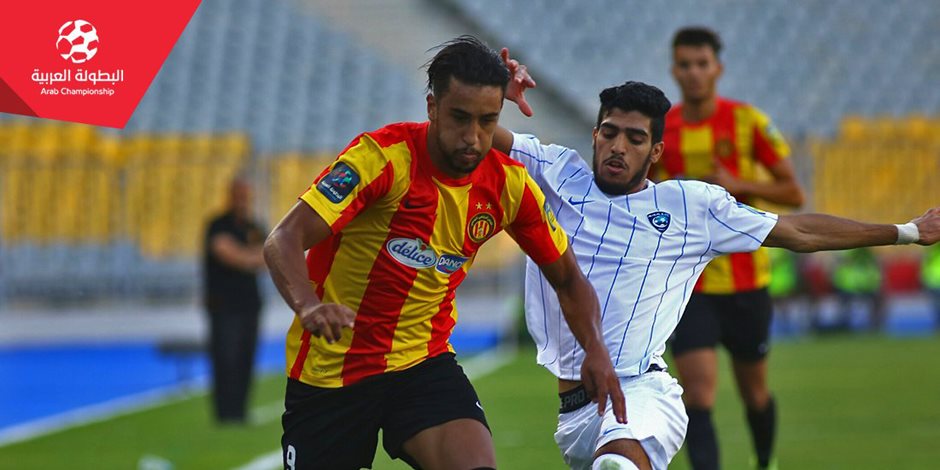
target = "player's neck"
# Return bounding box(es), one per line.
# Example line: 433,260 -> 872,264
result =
425,123 -> 467,180
681,94 -> 718,123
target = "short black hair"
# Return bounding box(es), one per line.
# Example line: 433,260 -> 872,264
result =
596,81 -> 672,143
672,26 -> 723,57
424,35 -> 510,97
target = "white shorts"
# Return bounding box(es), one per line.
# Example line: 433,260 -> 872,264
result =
554,371 -> 688,470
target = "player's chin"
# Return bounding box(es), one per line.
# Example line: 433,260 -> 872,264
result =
595,174 -> 631,195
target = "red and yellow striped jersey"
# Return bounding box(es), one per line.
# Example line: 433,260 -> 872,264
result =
288,121 -> 568,388
659,97 -> 790,294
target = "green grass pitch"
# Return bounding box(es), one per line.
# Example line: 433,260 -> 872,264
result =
1,335 -> 938,469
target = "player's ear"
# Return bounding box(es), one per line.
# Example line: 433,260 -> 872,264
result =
426,93 -> 437,122
650,141 -> 665,164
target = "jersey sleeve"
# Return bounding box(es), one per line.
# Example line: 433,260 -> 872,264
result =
704,183 -> 779,254
502,167 -> 569,266
749,106 -> 791,168
510,132 -> 578,187
299,134 -> 395,233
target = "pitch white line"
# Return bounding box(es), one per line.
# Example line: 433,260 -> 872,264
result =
231,450 -> 283,470
0,378 -> 207,448
229,347 -> 518,470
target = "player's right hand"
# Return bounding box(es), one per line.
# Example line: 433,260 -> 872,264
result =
298,303 -> 356,343
580,348 -> 627,424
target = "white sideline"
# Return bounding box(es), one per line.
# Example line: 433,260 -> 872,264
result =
230,347 -> 518,470
0,378 -> 207,448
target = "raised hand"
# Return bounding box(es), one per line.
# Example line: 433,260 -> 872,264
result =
500,47 -> 537,117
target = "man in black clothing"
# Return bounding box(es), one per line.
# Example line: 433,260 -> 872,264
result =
204,177 -> 266,423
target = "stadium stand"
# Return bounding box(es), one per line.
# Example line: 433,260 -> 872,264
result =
446,0 -> 940,137
0,0 -> 424,302
1,0 -> 938,305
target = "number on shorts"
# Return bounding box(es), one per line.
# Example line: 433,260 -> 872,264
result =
285,444 -> 296,470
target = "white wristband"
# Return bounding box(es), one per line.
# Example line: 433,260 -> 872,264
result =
895,223 -> 920,245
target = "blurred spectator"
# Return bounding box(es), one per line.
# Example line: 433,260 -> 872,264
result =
921,244 -> 940,331
826,248 -> 883,332
203,177 -> 266,424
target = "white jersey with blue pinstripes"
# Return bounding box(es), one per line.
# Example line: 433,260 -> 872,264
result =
511,133 -> 779,380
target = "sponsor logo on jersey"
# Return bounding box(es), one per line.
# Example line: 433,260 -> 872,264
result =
467,212 -> 496,243
317,162 -> 360,203
647,211 -> 671,233
543,200 -> 558,231
386,237 -> 438,269
436,254 -> 468,275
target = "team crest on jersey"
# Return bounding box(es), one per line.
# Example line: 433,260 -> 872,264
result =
317,162 -> 360,203
647,211 -> 671,233
543,200 -> 558,232
467,212 -> 496,243
715,137 -> 734,159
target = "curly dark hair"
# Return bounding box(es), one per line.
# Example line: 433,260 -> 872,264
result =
424,35 -> 510,97
596,81 -> 672,143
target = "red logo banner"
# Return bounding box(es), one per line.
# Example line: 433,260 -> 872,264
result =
0,1 -> 201,128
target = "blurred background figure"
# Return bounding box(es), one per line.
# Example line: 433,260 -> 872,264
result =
825,248 -> 883,333
766,248 -> 802,336
921,244 -> 940,331
203,177 -> 266,424
658,26 -> 805,470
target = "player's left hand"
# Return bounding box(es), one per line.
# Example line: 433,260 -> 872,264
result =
911,206 -> 940,245
580,347 -> 627,423
702,164 -> 741,195
500,47 -> 536,117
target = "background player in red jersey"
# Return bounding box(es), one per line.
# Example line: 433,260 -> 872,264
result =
263,36 -> 623,470
658,27 -> 806,470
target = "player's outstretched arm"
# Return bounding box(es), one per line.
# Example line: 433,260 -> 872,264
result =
264,202 -> 355,343
539,248 -> 627,423
764,207 -> 940,252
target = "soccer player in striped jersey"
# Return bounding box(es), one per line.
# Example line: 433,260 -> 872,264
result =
494,53 -> 940,470
263,36 -> 623,470
658,27 -> 805,470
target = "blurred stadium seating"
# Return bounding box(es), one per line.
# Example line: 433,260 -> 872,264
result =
446,0 -> 940,137
0,0 -> 938,307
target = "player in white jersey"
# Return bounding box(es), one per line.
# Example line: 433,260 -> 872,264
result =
493,53 -> 940,470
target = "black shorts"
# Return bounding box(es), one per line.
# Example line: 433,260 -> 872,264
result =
670,288 -> 773,361
281,353 -> 489,470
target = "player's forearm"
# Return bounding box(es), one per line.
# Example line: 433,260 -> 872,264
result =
765,214 -> 897,252
263,228 -> 321,313
555,276 -> 605,354
733,178 -> 804,207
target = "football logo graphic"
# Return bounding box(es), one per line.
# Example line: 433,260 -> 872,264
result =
57,20 -> 99,64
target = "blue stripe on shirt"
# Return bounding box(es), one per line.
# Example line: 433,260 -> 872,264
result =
617,229 -> 665,366
708,208 -> 763,244
642,181 -> 690,370
602,215 -> 638,323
